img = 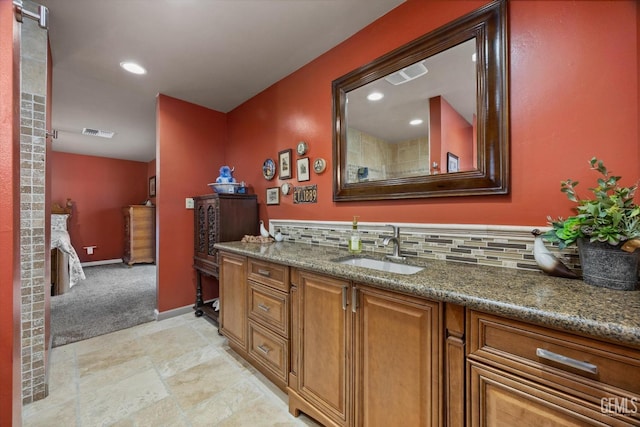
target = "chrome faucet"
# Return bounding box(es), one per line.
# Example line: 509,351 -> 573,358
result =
383,224 -> 405,261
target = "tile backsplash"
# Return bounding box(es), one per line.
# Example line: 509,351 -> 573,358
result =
268,219 -> 581,274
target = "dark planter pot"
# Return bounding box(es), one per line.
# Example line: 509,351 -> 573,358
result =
577,238 -> 640,291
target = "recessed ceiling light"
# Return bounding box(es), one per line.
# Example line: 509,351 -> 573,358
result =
472,53 -> 477,62
367,92 -> 384,101
120,61 -> 147,75
409,119 -> 423,126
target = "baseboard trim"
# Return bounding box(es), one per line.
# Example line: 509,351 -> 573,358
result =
155,304 -> 196,321
155,299 -> 217,321
81,258 -> 123,267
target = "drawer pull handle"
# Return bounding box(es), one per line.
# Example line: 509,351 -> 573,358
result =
257,344 -> 271,355
352,287 -> 358,313
257,269 -> 271,277
536,348 -> 598,374
258,303 -> 271,312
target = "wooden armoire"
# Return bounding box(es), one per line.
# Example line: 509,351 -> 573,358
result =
193,193 -> 258,323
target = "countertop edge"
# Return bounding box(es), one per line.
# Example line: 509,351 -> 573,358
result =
216,241 -> 640,349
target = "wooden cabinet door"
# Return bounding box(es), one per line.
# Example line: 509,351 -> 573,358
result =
297,270 -> 352,426
468,360 -> 634,427
354,285 -> 442,427
194,197 -> 219,272
219,252 -> 248,351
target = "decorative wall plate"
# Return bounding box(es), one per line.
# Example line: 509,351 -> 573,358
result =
296,141 -> 308,156
281,182 -> 291,195
313,158 -> 327,174
263,158 -> 276,180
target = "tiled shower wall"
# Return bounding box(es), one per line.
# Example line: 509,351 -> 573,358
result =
346,127 -> 430,181
20,11 -> 48,404
269,220 -> 581,274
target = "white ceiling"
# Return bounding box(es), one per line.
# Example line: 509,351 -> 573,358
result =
39,0 -> 405,162
347,39 -> 476,143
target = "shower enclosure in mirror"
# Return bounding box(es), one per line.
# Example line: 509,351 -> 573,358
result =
333,0 -> 508,201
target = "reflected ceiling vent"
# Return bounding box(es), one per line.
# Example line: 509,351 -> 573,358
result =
82,128 -> 115,139
384,60 -> 428,85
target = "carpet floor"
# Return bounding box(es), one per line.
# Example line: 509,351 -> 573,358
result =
51,263 -> 157,347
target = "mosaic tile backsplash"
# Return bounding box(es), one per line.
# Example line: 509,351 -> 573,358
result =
268,220 -> 581,274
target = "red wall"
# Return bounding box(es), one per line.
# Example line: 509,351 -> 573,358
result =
225,0 -> 638,226
637,2 -> 640,176
440,97 -> 473,172
51,152 -> 148,262
147,158 -> 156,205
156,95 -> 228,312
430,96 -> 474,173
0,1 -> 22,424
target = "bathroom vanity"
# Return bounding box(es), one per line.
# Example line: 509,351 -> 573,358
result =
216,241 -> 640,426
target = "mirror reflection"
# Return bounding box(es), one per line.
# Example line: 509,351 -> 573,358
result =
333,0 -> 508,201
345,39 -> 477,183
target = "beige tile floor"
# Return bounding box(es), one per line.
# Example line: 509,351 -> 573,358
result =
23,313 -> 320,426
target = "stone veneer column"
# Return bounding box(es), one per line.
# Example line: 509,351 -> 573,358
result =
19,10 -> 48,404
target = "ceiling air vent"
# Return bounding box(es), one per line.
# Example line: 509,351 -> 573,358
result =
384,60 -> 428,86
82,128 -> 115,139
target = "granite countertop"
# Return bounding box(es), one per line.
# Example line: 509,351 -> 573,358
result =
215,241 -> 640,348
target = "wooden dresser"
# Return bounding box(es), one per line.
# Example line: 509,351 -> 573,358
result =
123,205 -> 155,266
193,193 -> 258,323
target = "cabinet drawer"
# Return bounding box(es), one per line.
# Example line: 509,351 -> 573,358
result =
248,320 -> 289,384
469,311 -> 640,406
247,258 -> 289,291
248,281 -> 289,337
131,209 -> 154,220
469,360 -> 636,427
131,221 -> 153,232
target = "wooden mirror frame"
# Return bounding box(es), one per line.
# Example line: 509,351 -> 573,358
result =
332,0 -> 508,201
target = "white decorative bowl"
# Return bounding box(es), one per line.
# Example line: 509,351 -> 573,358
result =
208,183 -> 242,194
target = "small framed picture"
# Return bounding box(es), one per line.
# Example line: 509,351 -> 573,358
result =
266,187 -> 280,205
149,176 -> 156,197
297,157 -> 310,182
278,149 -> 292,180
447,152 -> 459,173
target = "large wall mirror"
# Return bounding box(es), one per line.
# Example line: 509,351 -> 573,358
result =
333,0 -> 508,201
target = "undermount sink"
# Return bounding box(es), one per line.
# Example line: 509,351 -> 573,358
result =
334,255 -> 424,275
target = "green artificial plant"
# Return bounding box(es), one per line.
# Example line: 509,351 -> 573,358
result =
543,157 -> 640,250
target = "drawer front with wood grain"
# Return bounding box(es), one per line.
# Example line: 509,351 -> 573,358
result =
131,208 -> 154,220
248,281 -> 289,337
469,360 -> 636,427
469,311 -> 640,407
248,320 -> 289,384
247,258 -> 289,291
123,205 -> 155,265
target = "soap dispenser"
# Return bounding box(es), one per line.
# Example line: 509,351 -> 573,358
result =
348,216 -> 362,254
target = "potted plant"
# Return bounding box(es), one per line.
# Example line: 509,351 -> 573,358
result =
543,157 -> 640,290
